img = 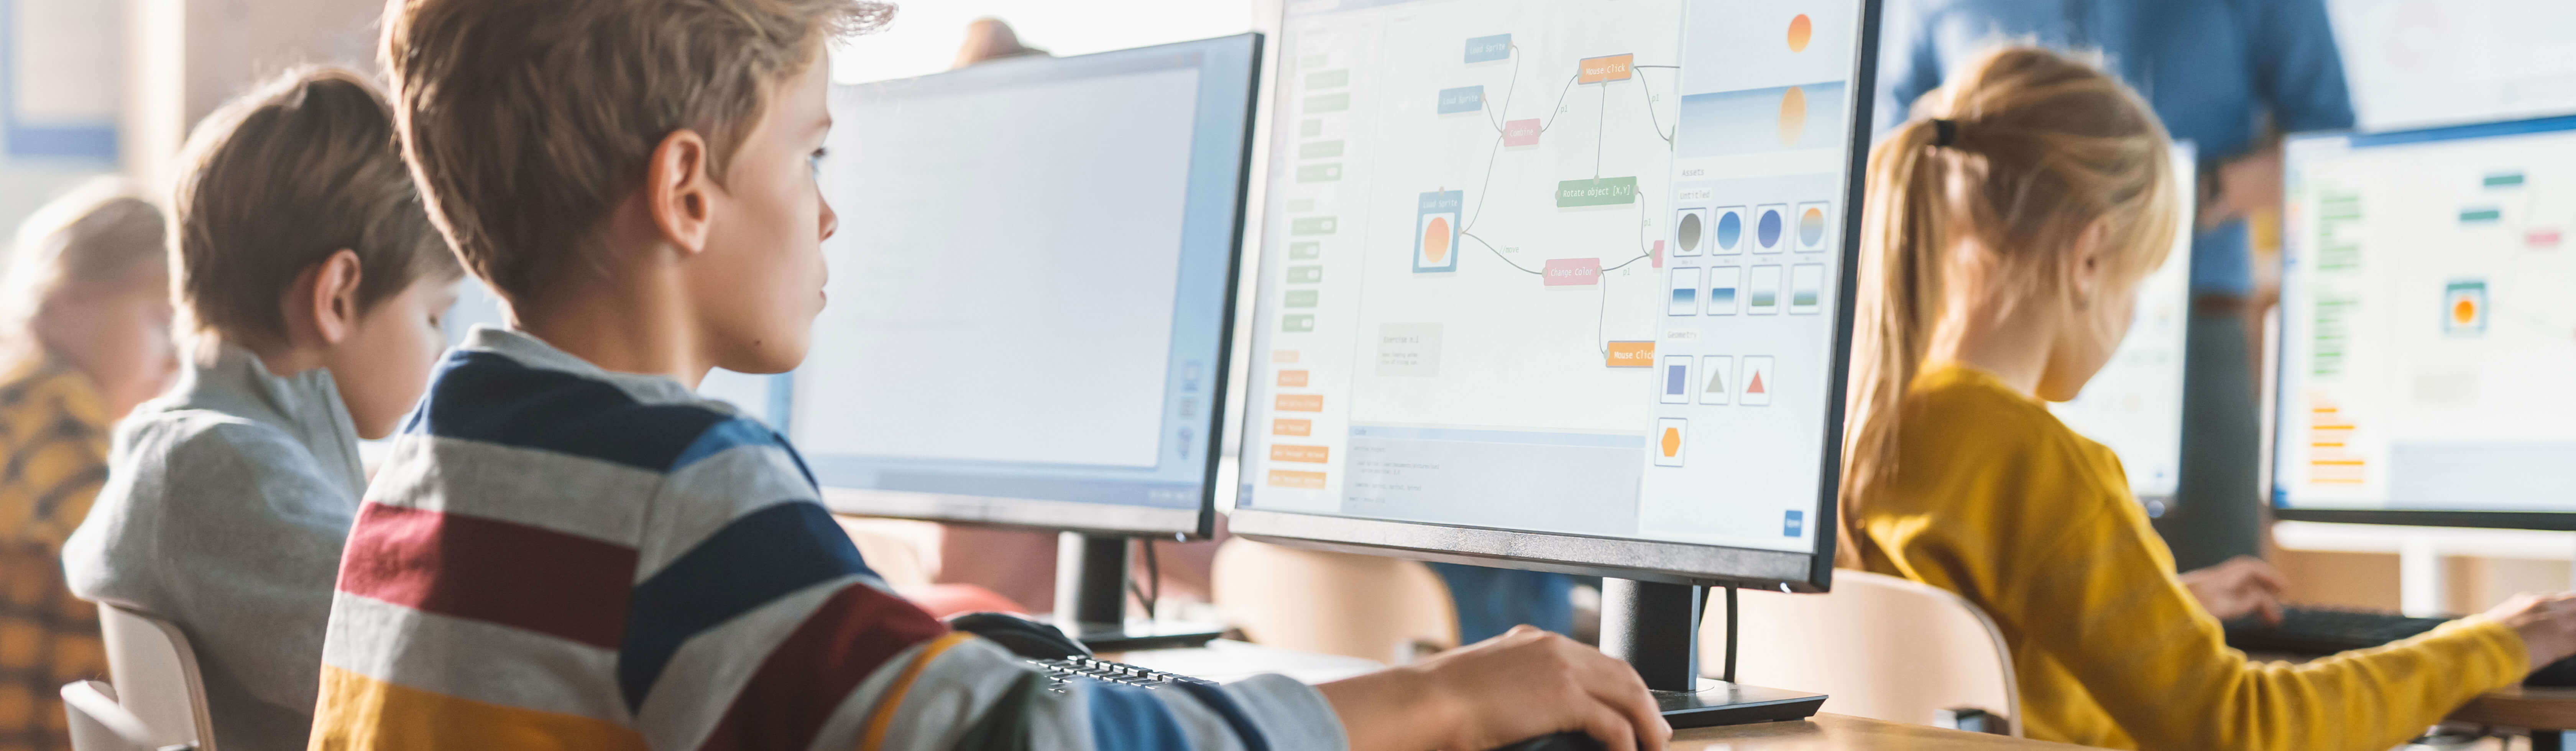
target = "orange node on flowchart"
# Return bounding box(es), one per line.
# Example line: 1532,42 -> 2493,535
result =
1605,340 -> 1656,367
1579,54 -> 1634,84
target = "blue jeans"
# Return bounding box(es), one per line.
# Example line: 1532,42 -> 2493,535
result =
1427,563 -> 1576,643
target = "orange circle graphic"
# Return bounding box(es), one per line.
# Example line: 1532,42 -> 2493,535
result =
1424,216 -> 1452,265
1787,14 -> 1813,52
2454,299 -> 2477,324
1778,86 -> 1807,147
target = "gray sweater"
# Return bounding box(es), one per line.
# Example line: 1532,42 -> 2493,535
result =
64,345 -> 366,751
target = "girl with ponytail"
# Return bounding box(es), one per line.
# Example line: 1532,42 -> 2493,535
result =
1837,45 -> 2576,750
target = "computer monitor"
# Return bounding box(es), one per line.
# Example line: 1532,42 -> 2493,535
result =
1231,0 -> 1878,725
790,33 -> 1263,642
2045,143 -> 2198,514
2324,0 -> 2576,133
2275,115 -> 2576,529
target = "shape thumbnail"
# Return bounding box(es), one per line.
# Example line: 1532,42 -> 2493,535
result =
1713,206 -> 1746,254
1707,266 -> 1742,315
1740,356 -> 1775,406
1796,201 -> 1830,251
1415,191 -> 1462,272
1662,356 -> 1693,404
1699,355 -> 1732,405
1654,417 -> 1687,467
1669,267 -> 1702,316
1789,264 -> 1824,315
1748,265 -> 1782,315
1674,208 -> 1708,256
2444,279 -> 2487,336
1755,204 -> 1788,253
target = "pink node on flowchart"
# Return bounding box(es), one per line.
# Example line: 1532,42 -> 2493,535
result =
1505,119 -> 1541,146
1544,257 -> 1601,286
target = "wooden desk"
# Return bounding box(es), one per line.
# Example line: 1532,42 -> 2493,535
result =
1674,714 -> 2086,749
2450,687 -> 2576,751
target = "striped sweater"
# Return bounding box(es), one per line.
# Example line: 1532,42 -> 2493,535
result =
309,327 -> 1344,751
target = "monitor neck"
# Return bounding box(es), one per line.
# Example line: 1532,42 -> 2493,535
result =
1055,532 -> 1133,626
1600,578 -> 1732,691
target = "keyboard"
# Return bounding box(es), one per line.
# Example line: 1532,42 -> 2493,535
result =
1027,656 -> 1217,693
2226,605 -> 2576,687
2223,605 -> 2448,655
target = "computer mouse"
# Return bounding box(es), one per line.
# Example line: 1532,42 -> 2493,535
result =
2528,655 -> 2576,687
1488,731 -> 1609,751
945,611 -> 1094,660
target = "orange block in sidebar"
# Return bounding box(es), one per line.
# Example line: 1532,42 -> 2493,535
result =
1579,54 -> 1634,84
1278,370 -> 1310,387
1273,418 -> 1313,436
1270,444 -> 1331,463
1268,469 -> 1328,489
1273,349 -> 1301,364
1276,394 -> 1325,412
1604,341 -> 1656,367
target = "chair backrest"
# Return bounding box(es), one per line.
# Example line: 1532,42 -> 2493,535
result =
96,603 -> 216,750
1716,570 -> 2022,736
60,680 -> 165,751
1209,539 -> 1457,664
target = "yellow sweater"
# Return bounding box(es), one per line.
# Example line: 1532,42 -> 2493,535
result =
1846,363 -> 2527,751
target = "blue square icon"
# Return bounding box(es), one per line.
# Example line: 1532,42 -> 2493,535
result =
1783,509 -> 1804,537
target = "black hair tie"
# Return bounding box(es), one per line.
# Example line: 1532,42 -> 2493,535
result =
1931,118 -> 1958,147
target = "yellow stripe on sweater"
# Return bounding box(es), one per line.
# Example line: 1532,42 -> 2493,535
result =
307,666 -> 646,751
859,632 -> 978,751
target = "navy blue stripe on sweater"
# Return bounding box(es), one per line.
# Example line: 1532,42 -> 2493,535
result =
407,350 -> 729,472
617,501 -> 877,710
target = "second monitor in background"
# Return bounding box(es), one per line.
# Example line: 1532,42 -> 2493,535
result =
2046,142 -> 2198,515
789,33 -> 1264,649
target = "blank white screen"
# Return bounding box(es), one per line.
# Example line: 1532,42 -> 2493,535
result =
798,66 -> 1203,467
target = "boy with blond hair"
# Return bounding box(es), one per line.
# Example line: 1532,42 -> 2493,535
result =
65,67 -> 462,750
319,0 -> 1672,749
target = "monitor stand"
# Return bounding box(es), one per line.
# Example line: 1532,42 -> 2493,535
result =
1048,532 -> 1226,652
1600,579 -> 1827,728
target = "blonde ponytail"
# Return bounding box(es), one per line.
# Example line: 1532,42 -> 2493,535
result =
1837,47 -> 2180,569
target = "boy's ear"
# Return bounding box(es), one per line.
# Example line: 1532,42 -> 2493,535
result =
310,249 -> 365,346
646,129 -> 716,257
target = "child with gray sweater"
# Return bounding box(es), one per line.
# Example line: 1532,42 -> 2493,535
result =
62,67 -> 462,751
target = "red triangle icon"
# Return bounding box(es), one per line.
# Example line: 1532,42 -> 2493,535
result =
1748,371 -> 1766,394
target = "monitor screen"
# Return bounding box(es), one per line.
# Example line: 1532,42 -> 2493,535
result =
2326,0 -> 2576,133
2275,116 -> 2576,522
2045,143 -> 2198,509
789,34 -> 1263,535
1232,0 -> 1876,588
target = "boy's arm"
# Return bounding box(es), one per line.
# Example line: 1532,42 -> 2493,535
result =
632,420 -> 1344,750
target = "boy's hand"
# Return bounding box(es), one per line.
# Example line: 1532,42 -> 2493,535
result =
2180,555 -> 2287,625
1318,626 -> 1671,751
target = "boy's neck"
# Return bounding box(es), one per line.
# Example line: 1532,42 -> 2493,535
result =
513,265 -> 713,391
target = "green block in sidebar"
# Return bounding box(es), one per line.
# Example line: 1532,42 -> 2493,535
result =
1281,314 -> 1316,332
1296,163 -> 1343,182
1290,217 -> 1337,235
1285,289 -> 1320,308
1304,92 -> 1350,113
1306,69 -> 1350,89
1286,266 -> 1324,283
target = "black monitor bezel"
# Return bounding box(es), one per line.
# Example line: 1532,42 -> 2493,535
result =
807,32 -> 1268,539
1229,0 -> 1884,592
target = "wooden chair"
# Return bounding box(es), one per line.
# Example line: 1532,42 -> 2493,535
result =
96,603 -> 217,750
1210,539 -> 1458,664
1715,570 -> 2023,736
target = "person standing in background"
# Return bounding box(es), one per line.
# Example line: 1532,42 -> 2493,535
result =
1876,0 -> 2355,574
0,181 -> 175,751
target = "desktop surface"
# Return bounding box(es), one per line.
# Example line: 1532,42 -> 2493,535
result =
793,34 -> 1263,535
1234,0 -> 1875,588
2274,115 -> 2576,527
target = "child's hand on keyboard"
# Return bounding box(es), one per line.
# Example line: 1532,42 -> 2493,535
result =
2181,555 -> 2287,625
2484,592 -> 2576,670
